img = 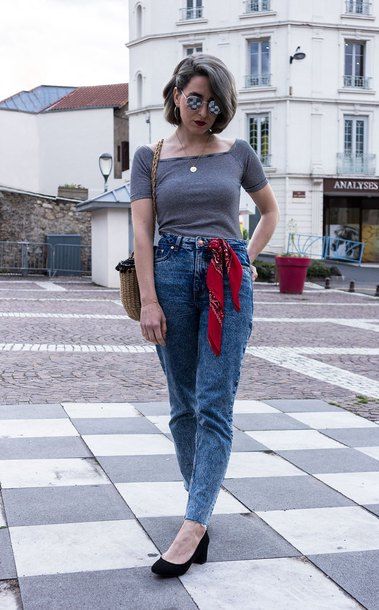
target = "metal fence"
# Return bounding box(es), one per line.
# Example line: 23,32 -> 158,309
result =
0,241 -> 91,277
286,233 -> 365,265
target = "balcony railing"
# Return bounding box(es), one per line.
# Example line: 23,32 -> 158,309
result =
344,0 -> 372,15
336,152 -> 376,175
179,5 -> 204,20
244,0 -> 271,13
343,75 -> 371,89
260,152 -> 271,166
244,73 -> 271,87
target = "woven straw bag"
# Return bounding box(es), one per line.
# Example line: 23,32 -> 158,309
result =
115,138 -> 164,320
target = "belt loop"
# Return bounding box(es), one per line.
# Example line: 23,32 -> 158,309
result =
174,235 -> 182,250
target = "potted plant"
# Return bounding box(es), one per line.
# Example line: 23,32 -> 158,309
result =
275,219 -> 312,294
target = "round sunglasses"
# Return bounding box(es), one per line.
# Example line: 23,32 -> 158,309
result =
179,89 -> 221,116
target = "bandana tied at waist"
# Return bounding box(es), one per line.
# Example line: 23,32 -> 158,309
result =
205,238 -> 243,357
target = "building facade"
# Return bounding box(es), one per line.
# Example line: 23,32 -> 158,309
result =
126,0 -> 379,262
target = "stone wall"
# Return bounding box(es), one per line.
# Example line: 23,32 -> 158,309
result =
0,188 -> 91,244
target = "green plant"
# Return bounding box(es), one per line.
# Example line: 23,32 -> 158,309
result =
253,260 -> 276,281
60,183 -> 86,189
242,228 -> 249,240
306,261 -> 342,278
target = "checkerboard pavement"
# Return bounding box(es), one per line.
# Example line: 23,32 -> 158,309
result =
1,399 -> 378,609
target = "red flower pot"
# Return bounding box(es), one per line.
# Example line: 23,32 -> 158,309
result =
275,255 -> 312,294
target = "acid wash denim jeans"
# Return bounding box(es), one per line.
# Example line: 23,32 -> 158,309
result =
153,231 -> 254,528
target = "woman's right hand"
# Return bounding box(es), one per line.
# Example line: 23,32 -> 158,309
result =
140,302 -> 167,346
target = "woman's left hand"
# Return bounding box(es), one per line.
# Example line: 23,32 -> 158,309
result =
250,264 -> 258,281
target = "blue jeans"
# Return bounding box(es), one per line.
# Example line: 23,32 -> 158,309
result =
153,232 -> 254,528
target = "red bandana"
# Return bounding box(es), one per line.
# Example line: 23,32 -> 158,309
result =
205,238 -> 243,357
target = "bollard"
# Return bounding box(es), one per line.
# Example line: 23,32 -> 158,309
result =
325,277 -> 331,289
348,281 -> 355,293
375,285 -> 379,297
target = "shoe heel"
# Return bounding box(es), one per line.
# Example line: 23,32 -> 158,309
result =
193,532 -> 209,564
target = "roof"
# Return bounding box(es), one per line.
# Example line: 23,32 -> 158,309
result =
0,83 -> 129,114
46,84 -> 129,112
76,184 -> 131,211
0,85 -> 76,113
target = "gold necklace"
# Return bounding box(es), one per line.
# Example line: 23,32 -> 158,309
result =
175,130 -> 213,173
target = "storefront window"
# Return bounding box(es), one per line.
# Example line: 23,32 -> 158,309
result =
326,204 -> 361,260
362,208 -> 379,262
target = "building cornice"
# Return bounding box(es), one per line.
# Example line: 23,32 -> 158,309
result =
125,19 -> 379,48
124,95 -> 379,118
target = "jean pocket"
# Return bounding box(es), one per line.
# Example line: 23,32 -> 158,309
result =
154,243 -> 175,263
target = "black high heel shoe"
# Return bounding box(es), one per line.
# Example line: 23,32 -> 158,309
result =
151,530 -> 209,577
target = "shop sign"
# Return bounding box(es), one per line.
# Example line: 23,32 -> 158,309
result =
324,178 -> 379,193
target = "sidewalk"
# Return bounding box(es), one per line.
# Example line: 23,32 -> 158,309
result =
1,398 -> 378,609
0,275 -> 378,608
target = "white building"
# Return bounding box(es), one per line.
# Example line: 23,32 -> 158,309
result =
126,0 -> 379,263
0,84 -> 129,200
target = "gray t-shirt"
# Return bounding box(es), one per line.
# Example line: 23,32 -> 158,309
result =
130,138 -> 268,240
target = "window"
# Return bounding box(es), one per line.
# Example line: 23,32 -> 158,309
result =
180,0 -> 203,20
136,3 -> 142,37
345,0 -> 372,15
136,73 -> 143,107
121,141 -> 129,172
185,44 -> 203,55
248,114 -> 270,166
245,0 -> 271,13
246,39 -> 271,87
337,115 -> 374,174
343,41 -> 370,88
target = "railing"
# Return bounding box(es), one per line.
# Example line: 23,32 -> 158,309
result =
0,241 -> 91,277
244,73 -> 271,87
244,0 -> 271,12
345,0 -> 372,15
179,5 -> 203,20
286,233 -> 365,265
336,152 -> 376,175
260,152 -> 271,166
343,75 -> 371,89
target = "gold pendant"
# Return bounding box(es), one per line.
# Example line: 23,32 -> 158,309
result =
190,166 -> 197,172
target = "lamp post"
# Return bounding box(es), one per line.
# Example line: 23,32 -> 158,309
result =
99,153 -> 113,192
289,46 -> 306,64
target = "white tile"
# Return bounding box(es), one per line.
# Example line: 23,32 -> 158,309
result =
145,415 -> 171,433
115,481 -> 249,518
246,430 -> 345,451
0,418 -> 79,439
0,458 -> 110,488
233,400 -> 280,414
226,451 -> 306,479
180,557 -> 361,610
355,446 -> 379,460
9,519 -> 158,577
62,402 -> 141,418
288,412 -> 377,429
313,472 -> 379,505
82,434 -> 176,456
256,506 -> 379,554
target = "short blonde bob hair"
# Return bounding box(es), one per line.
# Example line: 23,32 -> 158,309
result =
162,53 -> 237,134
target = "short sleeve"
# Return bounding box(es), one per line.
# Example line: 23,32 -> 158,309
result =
129,146 -> 153,202
240,141 -> 269,193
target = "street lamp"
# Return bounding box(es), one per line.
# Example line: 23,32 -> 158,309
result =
99,153 -> 113,192
290,46 -> 306,64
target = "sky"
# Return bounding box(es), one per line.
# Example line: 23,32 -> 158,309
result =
0,0 -> 129,101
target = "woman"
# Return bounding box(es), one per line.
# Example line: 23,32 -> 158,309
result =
130,53 -> 280,577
